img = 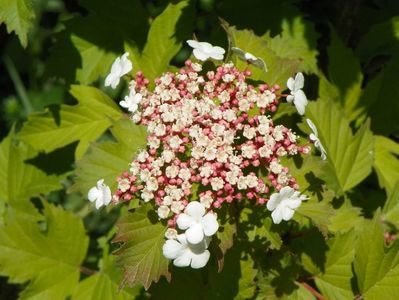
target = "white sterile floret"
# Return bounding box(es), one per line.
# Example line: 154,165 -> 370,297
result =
105,52 -> 133,89
176,201 -> 219,244
286,72 -> 308,115
231,47 -> 268,71
267,186 -> 308,224
306,119 -> 327,160
88,179 -> 112,209
119,90 -> 142,113
163,234 -> 210,269
187,40 -> 225,61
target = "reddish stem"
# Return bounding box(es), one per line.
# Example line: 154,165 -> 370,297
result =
300,282 -> 326,300
80,266 -> 97,275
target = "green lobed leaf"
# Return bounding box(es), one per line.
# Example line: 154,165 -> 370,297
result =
45,0 -> 148,84
72,236 -> 142,300
319,30 -> 363,121
127,0 -> 193,81
226,26 -> 299,86
235,258 -> 258,300
215,218 -> 237,270
328,205 -> 364,234
306,100 -> 374,195
19,85 -> 122,159
72,36 -> 118,85
263,17 -> 319,74
282,154 -> 326,192
256,275 -> 314,300
72,118 -> 147,194
241,207 -> 282,250
357,57 -> 399,135
354,212 -> 399,299
0,202 -> 89,300
206,247 -> 257,300
356,16 -> 399,62
0,0 -> 34,47
0,131 -> 61,215
295,197 -> 335,236
313,231 -> 356,299
374,136 -> 399,194
113,204 -> 170,290
383,182 -> 399,229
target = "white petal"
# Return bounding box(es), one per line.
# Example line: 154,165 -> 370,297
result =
285,198 -> 302,209
286,94 -> 294,103
293,90 -> 307,115
210,52 -> 224,60
110,77 -> 120,89
127,103 -> 138,113
163,239 -> 184,260
287,77 -> 295,91
211,46 -> 225,55
120,52 -> 133,75
309,133 -> 318,142
190,250 -> 210,269
244,52 -> 257,61
267,193 -> 280,211
271,207 -> 283,224
281,206 -> 295,221
193,48 -> 209,61
294,72 -> 304,90
201,213 -> 219,236
306,118 -> 318,136
231,47 -> 246,59
176,214 -> 194,230
185,223 -> 204,244
133,93 -> 142,104
176,234 -> 188,245
95,197 -> 104,209
102,185 -> 112,205
110,57 -> 122,75
185,201 -> 205,219
173,249 -> 192,267
252,58 -> 267,71
119,100 -> 129,108
88,187 -> 99,202
105,73 -> 118,88
280,186 -> 295,198
320,145 -> 327,160
187,39 -> 200,49
121,61 -> 132,76
200,42 -> 213,53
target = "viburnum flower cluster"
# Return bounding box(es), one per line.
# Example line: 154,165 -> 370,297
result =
88,40 -> 327,269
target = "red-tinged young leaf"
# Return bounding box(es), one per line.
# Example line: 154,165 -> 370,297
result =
113,204 -> 170,290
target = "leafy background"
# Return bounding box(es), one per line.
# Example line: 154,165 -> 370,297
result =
0,0 -> 399,299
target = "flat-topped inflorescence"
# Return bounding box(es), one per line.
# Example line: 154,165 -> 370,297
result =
88,41 -> 319,269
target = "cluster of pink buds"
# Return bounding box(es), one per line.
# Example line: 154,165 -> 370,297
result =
112,60 -> 309,227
